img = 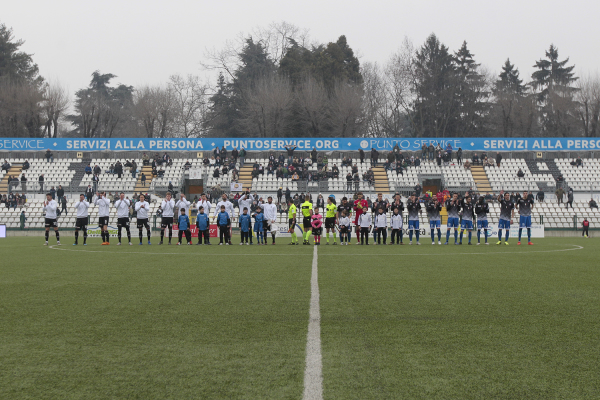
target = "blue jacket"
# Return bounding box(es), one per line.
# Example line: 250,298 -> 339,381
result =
239,214 -> 251,232
253,212 -> 264,232
178,215 -> 190,231
196,213 -> 209,230
217,211 -> 230,226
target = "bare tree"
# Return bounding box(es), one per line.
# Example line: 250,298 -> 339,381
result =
133,85 -> 175,138
331,81 -> 364,137
169,74 -> 209,138
41,80 -> 70,138
0,80 -> 43,137
241,74 -> 293,137
295,75 -> 329,136
576,73 -> 600,137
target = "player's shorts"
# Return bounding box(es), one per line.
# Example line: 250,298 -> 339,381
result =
519,215 -> 532,228
461,220 -> 473,230
498,218 -> 511,229
325,217 -> 336,229
137,218 -> 149,229
313,227 -> 322,236
303,217 -> 312,229
161,217 -> 173,228
340,227 -> 349,234
75,217 -> 88,229
98,216 -> 109,227
408,220 -> 419,230
477,219 -> 489,229
117,217 -> 130,228
429,220 -> 441,229
289,218 -> 296,229
44,218 -> 57,228
447,217 -> 459,228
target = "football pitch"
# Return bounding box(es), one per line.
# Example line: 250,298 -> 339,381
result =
1,236 -> 598,399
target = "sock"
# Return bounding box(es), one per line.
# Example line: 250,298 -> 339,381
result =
83,231 -> 87,244
437,229 -> 441,241
415,230 -> 419,242
75,230 -> 79,243
106,230 -> 109,243
139,231 -> 143,242
45,231 -> 49,241
409,230 -> 413,241
356,232 -> 360,242
431,230 -> 435,242
518,228 -> 522,241
291,232 -> 297,243
126,229 -> 131,242
400,231 -> 403,243
333,232 -> 337,242
272,233 -> 275,243
326,233 -> 330,243
484,229 -> 488,243
505,230 -> 510,241
55,231 -> 60,241
147,230 -> 151,241
118,230 -> 122,243
454,230 -> 458,243
161,230 -> 164,241
169,228 -> 172,242
527,228 -> 531,242
468,231 -> 472,243
477,229 -> 481,243
459,229 -> 464,243
498,229 -> 502,241
446,230 -> 450,243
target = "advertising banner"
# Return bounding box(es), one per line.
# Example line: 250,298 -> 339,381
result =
1,137 -> 598,153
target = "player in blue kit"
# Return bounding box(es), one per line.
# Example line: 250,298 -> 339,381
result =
516,191 -> 535,245
445,193 -> 461,245
475,196 -> 490,245
497,191 -> 515,245
459,196 -> 475,245
426,198 -> 442,245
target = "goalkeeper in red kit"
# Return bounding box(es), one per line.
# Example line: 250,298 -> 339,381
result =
353,192 -> 368,244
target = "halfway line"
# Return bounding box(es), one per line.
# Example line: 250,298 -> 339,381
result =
303,245 -> 323,400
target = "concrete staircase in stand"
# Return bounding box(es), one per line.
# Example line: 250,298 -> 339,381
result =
134,166 -> 154,192
372,166 -> 390,193
238,166 -> 254,191
471,165 -> 492,193
0,164 -> 23,194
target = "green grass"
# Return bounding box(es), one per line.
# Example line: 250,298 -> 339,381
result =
0,236 -> 598,399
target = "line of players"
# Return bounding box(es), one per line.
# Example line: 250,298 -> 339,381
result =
40,189 -> 535,247
287,190 -> 534,246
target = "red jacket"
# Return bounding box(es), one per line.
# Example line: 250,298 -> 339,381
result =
583,220 -> 590,227
354,199 -> 368,218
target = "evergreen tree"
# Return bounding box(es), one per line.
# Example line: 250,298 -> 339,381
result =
411,33 -> 458,137
531,45 -> 579,136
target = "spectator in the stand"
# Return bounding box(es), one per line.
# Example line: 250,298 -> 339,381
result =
590,198 -> 598,209
215,156 -> 221,166
570,159 -> 577,166
472,153 -> 479,165
213,168 -> 220,178
131,160 -> 137,178
85,164 -> 92,175
556,174 -> 564,183
1,160 -> 10,172
22,160 -> 30,170
115,161 -> 123,178
231,147 -> 238,162
93,164 -> 101,175
151,165 -> 158,177
415,157 -> 421,167
56,185 -> 64,204
20,174 -> 27,192
414,183 -> 422,198
45,149 -> 53,163
359,149 -> 365,163
292,172 -> 299,181
285,187 -> 291,202
239,147 -> 246,166
555,187 -> 564,204
221,146 -> 227,160
92,174 -> 99,192
276,167 -> 283,179
346,172 -> 353,192
258,164 -> 264,175
566,188 -> 574,209
141,173 -> 147,187
142,153 -> 150,165
421,144 -> 428,159
157,168 -> 165,177
332,164 -> 339,178
387,151 -> 395,167
267,163 -> 274,175
352,164 -> 358,175
536,190 -> 545,203
222,165 -> 228,175
456,147 -> 462,164
445,143 -> 453,156
496,152 -> 502,167
285,144 -> 296,158
463,160 -> 471,170
353,172 -> 360,192
517,168 -> 525,178
311,148 -> 318,164
371,148 -> 379,165
428,143 -> 435,161
38,174 -> 44,193
184,160 -> 192,170
576,157 -> 583,167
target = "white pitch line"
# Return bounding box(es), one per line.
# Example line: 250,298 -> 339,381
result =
303,245 -> 323,400
46,244 -> 584,257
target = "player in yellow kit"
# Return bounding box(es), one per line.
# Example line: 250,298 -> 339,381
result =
325,195 -> 338,245
287,198 -> 298,245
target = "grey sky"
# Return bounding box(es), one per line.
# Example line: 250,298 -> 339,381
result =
4,0 -> 599,93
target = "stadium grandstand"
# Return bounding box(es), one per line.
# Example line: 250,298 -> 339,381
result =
1,137 -> 599,233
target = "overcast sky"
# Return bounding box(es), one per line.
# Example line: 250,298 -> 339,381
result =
4,0 -> 599,93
